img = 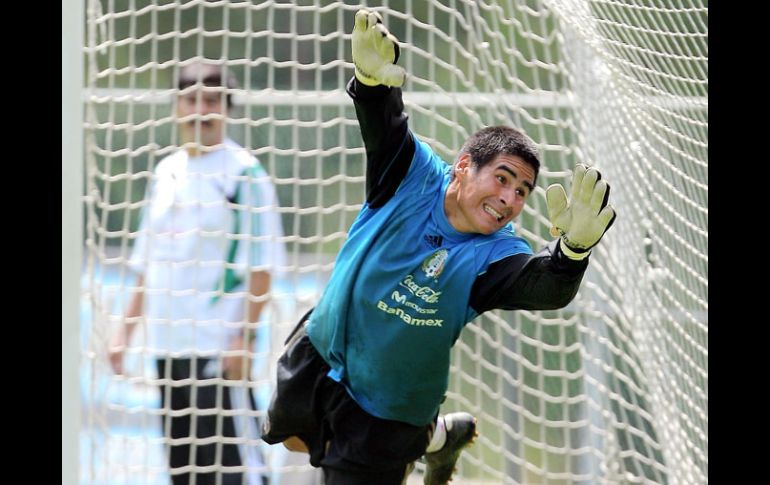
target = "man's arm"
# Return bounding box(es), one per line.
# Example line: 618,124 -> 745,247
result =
349,9 -> 415,208
470,241 -> 587,313
109,274 -> 144,374
472,164 -> 617,313
223,164 -> 283,381
347,79 -> 415,208
224,270 -> 271,380
247,270 -> 271,325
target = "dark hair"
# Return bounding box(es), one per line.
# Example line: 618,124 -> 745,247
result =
177,61 -> 238,108
459,126 -> 540,185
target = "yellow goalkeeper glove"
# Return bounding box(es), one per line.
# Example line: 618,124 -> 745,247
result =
546,164 -> 617,260
352,9 -> 406,87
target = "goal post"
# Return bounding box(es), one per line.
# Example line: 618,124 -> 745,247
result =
63,1 -> 84,484
81,1 -> 707,483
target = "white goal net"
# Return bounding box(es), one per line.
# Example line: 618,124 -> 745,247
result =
81,1 -> 707,484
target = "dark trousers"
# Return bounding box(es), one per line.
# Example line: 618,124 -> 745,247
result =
156,358 -> 267,485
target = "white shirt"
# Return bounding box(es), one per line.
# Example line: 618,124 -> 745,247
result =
129,138 -> 286,354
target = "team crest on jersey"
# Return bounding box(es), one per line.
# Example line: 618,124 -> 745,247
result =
422,249 -> 448,280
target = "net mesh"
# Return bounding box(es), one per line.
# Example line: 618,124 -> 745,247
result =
82,1 -> 707,483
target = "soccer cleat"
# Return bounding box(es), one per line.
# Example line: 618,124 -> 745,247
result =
424,412 -> 478,485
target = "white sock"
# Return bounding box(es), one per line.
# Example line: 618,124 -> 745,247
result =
425,415 -> 447,453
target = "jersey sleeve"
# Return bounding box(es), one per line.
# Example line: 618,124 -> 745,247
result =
347,77 -> 416,208
233,163 -> 287,276
470,240 -> 589,314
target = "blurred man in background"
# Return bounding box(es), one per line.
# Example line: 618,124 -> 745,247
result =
109,60 -> 286,485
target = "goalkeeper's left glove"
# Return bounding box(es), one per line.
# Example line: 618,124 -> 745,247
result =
546,164 -> 617,260
352,9 -> 406,87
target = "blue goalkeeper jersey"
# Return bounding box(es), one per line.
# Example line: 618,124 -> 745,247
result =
305,137 -> 533,426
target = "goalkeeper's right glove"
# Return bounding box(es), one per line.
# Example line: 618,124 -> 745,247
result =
352,9 -> 406,87
546,164 -> 617,260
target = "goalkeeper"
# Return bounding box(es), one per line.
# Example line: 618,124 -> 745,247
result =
262,9 -> 616,485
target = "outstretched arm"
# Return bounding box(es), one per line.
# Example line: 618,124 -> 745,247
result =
470,241 -> 587,313
471,165 -> 616,313
349,9 -> 415,208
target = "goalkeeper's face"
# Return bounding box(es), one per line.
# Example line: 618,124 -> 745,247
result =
446,153 -> 535,235
176,88 -> 227,147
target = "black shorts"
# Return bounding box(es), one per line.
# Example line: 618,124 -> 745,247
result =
261,310 -> 434,483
